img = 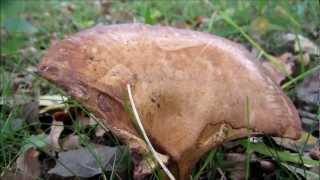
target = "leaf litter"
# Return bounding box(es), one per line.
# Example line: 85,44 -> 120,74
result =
48,145 -> 125,178
16,148 -> 41,180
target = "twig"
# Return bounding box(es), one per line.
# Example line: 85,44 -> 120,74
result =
127,84 -> 176,180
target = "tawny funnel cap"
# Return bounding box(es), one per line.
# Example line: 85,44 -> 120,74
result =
38,24 -> 301,179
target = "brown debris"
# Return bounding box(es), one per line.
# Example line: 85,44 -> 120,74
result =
309,147 -> 320,160
296,69 -> 320,106
16,148 -> 41,180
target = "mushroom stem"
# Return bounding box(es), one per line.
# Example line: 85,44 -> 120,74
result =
127,84 -> 176,180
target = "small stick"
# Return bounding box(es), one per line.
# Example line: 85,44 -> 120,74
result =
127,84 -> 176,180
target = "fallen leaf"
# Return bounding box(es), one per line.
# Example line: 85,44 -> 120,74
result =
281,163 -> 320,180
222,153 -> 249,180
45,120 -> 64,152
22,100 -> 39,125
283,33 -> 320,56
48,145 -> 123,177
16,148 -> 41,180
222,152 -> 275,179
272,132 -> 318,152
298,110 -> 319,135
132,151 -> 169,179
0,169 -> 25,180
296,69 -> 320,106
310,166 -> 320,176
39,104 -> 66,114
309,147 -> 320,160
21,119 -> 64,153
39,95 -> 68,107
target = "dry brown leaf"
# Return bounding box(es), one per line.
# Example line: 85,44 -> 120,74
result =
132,152 -> 169,179
22,101 -> 39,125
48,145 -> 122,177
296,69 -> 320,106
272,132 -> 318,152
309,147 -> 320,160
283,33 -> 320,56
38,24 -> 302,179
16,148 -> 41,180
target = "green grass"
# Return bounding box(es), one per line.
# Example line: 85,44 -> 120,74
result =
1,0 -> 319,179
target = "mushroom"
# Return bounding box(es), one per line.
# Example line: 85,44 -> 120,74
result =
37,24 -> 302,179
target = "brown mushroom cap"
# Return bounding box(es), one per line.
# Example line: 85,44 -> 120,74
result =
38,23 -> 302,179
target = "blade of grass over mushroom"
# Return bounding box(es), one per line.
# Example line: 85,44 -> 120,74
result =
281,64 -> 320,89
127,84 -> 175,180
220,12 -> 293,81
244,96 -> 251,180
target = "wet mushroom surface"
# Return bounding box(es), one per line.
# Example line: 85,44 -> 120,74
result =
37,23 -> 302,179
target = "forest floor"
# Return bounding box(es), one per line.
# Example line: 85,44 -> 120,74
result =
1,0 -> 319,180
